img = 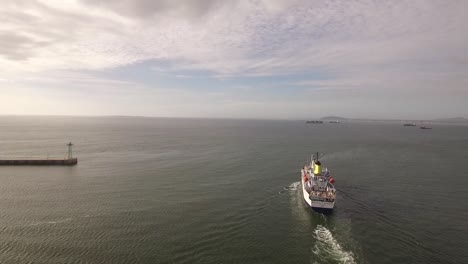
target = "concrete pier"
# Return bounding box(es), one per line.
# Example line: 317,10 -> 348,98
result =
0,142 -> 78,166
0,158 -> 78,166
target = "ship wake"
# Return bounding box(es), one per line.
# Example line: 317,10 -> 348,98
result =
279,181 -> 301,194
312,225 -> 356,264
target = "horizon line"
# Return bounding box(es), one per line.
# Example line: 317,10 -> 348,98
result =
0,114 -> 465,122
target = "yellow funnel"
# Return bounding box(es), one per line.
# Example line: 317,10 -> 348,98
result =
313,164 -> 322,174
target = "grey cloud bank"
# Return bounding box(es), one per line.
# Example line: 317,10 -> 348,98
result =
83,0 -> 224,19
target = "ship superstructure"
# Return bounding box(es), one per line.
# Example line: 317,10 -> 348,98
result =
301,153 -> 336,211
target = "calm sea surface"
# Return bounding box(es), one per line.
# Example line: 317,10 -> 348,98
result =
0,116 -> 467,264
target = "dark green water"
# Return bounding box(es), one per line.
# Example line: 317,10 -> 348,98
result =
0,117 -> 467,264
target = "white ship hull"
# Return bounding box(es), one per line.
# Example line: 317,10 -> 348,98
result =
301,173 -> 335,210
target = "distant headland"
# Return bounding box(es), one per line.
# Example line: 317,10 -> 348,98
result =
320,116 -> 348,121
304,116 -> 468,124
431,117 -> 468,123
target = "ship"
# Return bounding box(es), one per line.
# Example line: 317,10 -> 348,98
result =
329,120 -> 341,123
306,120 -> 323,124
403,123 -> 416,126
420,126 -> 432,129
301,153 -> 336,211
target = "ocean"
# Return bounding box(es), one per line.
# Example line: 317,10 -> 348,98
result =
0,116 -> 467,264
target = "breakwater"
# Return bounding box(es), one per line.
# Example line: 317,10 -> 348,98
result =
0,158 -> 78,166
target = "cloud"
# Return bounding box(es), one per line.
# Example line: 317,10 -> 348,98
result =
82,0 -> 224,19
0,31 -> 50,60
0,0 -> 467,118
1,0 -> 467,75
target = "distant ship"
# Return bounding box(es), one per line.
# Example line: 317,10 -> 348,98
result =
329,120 -> 341,123
420,126 -> 432,129
403,123 -> 416,126
306,120 -> 323,124
301,153 -> 336,211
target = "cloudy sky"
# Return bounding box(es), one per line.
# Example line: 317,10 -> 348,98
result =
1,0 -> 467,119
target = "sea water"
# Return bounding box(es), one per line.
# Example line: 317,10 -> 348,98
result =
0,116 -> 467,263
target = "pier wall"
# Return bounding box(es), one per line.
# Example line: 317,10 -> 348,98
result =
0,158 -> 78,166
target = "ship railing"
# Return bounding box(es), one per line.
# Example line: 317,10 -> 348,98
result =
310,196 -> 335,202
310,191 -> 336,199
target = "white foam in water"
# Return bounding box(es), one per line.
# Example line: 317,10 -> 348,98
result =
313,225 -> 356,264
29,218 -> 72,226
288,181 -> 301,191
279,181 -> 301,194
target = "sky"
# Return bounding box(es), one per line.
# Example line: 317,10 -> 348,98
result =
1,0 -> 467,120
